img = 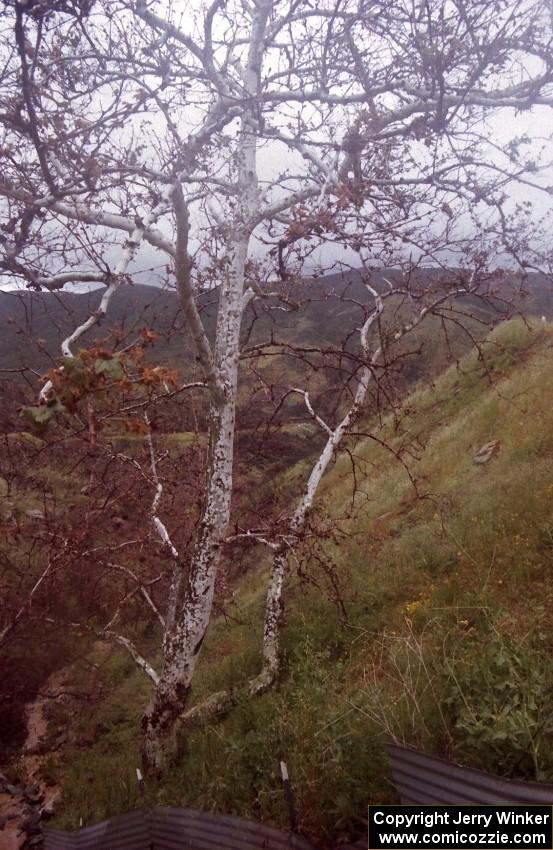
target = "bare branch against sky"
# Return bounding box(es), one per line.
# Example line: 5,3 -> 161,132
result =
0,0 -> 552,294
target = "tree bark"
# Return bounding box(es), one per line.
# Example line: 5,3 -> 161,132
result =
142,244 -> 246,775
141,0 -> 271,773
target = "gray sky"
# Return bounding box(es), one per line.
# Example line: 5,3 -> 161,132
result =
1,2 -> 552,293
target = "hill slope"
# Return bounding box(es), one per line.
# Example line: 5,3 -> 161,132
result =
33,318 -> 553,845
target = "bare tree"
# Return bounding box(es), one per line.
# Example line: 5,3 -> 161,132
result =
0,0 -> 552,775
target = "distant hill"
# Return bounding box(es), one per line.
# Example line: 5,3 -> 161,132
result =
0,284 -> 184,374
1,268 -> 552,436
1,269 -> 552,376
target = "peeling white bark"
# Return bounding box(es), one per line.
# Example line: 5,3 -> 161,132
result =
145,416 -> 182,648
290,388 -> 334,436
255,285 -> 384,687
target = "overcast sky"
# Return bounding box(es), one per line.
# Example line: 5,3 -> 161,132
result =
1,2 -> 552,293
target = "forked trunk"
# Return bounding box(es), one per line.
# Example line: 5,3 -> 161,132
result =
142,679 -> 188,776
141,393 -> 236,773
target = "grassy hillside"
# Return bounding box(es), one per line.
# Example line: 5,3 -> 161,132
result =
32,317 -> 553,846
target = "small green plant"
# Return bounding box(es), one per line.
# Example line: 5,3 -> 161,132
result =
444,630 -> 553,781
358,615 -> 553,783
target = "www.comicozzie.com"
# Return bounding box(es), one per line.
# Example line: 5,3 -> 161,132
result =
368,806 -> 553,850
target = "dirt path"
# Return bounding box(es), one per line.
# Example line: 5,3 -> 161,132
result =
0,641 -> 111,849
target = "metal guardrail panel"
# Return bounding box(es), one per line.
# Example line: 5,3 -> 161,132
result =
153,806 -> 314,849
44,810 -> 152,850
43,807 -> 315,850
387,745 -> 553,805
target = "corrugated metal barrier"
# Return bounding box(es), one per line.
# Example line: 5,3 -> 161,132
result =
387,744 -> 553,805
42,747 -> 553,850
43,806 -> 316,850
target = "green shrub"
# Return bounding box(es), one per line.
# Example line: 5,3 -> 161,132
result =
445,630 -> 553,781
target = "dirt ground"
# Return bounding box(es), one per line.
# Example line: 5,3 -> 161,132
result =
0,641 -> 112,849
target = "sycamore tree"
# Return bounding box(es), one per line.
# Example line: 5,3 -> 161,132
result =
0,0 -> 552,775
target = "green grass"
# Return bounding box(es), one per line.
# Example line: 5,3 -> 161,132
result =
44,318 -> 553,844
107,430 -> 204,452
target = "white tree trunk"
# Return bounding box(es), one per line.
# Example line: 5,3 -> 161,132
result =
141,0 -> 269,766
256,284 -> 473,688
142,243 -> 246,774
256,288 -> 385,688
